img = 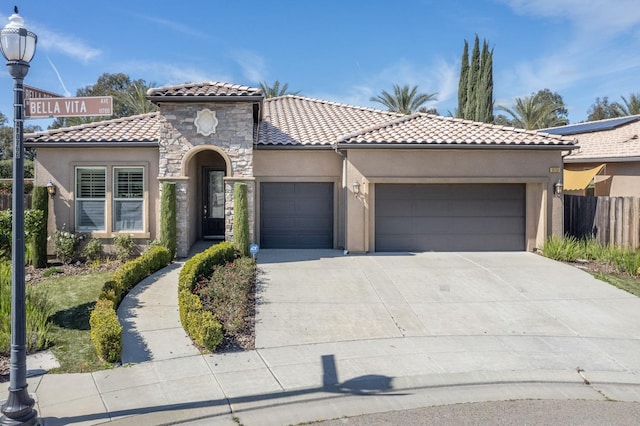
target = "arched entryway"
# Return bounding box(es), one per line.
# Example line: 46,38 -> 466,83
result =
182,146 -> 232,243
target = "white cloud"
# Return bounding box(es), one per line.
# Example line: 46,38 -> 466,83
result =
137,15 -> 209,39
499,0 -> 640,37
31,25 -> 101,63
231,50 -> 266,83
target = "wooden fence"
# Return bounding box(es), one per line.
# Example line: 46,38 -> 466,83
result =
0,193 -> 32,210
564,194 -> 640,249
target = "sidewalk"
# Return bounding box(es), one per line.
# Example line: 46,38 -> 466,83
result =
1,246 -> 640,425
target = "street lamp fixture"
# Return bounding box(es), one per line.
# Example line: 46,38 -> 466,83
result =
0,6 -> 38,426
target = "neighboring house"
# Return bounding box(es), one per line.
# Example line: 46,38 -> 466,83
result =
25,81 -> 574,257
544,115 -> 640,197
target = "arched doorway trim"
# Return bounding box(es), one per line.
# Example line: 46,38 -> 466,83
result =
181,145 -> 233,177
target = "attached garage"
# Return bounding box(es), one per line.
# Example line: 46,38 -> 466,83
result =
260,182 -> 334,248
375,183 -> 525,252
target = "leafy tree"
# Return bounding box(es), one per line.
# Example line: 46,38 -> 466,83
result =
370,84 -> 437,115
618,93 -> 640,116
497,92 -> 568,130
259,80 -> 300,98
457,35 -> 494,123
50,73 -> 156,129
586,96 -> 622,121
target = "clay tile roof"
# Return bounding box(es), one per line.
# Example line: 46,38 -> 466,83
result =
546,115 -> 640,161
147,81 -> 262,98
24,112 -> 160,145
258,96 -> 404,146
336,113 -> 575,147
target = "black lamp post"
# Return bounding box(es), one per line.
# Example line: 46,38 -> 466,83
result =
0,6 -> 38,426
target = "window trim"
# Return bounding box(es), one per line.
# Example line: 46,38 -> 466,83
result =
75,166 -> 107,232
112,166 -> 145,232
71,162 -> 150,238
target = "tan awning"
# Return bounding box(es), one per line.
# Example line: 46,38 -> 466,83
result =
563,164 -> 605,191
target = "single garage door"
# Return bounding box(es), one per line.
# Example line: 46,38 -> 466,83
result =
260,182 -> 333,248
376,183 -> 525,251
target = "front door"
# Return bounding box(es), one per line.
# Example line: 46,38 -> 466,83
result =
202,168 -> 225,238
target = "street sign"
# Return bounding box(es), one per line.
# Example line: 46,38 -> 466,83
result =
25,96 -> 113,118
23,85 -> 63,100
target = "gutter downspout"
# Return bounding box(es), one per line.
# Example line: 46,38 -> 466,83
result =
334,145 -> 348,255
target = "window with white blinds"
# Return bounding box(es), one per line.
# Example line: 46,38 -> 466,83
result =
75,167 -> 106,231
113,167 -> 144,231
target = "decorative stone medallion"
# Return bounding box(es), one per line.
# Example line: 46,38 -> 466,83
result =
195,108 -> 219,136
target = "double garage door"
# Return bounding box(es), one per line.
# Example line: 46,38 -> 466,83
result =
375,183 -> 525,252
260,182 -> 525,251
260,182 -> 334,248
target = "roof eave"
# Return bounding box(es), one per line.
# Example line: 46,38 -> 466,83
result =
25,141 -> 159,148
564,155 -> 640,163
334,142 -> 576,150
148,95 -> 264,104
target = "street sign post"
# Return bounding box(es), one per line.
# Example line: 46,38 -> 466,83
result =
25,95 -> 113,118
24,85 -> 63,100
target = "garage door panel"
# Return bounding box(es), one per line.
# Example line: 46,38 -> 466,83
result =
261,182 -> 334,249
376,184 -> 525,252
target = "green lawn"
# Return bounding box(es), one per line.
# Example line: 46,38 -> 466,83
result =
35,270 -> 114,373
591,272 -> 640,297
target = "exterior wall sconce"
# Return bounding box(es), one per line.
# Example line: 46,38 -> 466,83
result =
46,180 -> 56,197
554,181 -> 563,196
352,180 -> 361,196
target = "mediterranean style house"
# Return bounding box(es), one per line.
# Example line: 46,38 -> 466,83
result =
544,115 -> 640,197
25,82 -> 574,257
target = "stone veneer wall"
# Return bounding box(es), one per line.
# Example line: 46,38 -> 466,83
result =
157,102 -> 255,257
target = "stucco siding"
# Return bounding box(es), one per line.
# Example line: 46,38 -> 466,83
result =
33,146 -> 160,253
344,148 -> 563,252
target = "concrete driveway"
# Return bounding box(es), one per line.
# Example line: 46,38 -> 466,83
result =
255,250 -> 640,349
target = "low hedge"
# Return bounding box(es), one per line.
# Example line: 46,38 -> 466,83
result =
178,242 -> 236,351
89,299 -> 122,363
90,245 -> 171,362
178,242 -> 236,292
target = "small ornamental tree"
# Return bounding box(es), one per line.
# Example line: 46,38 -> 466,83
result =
233,182 -> 250,257
160,182 -> 177,259
30,185 -> 48,268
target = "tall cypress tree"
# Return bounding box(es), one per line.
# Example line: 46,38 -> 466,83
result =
457,35 -> 494,123
475,40 -> 494,123
464,35 -> 480,120
456,40 -> 469,119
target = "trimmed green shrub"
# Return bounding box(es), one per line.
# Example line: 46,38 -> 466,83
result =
160,182 -> 177,259
233,182 -> 250,257
0,209 -> 44,263
82,238 -> 103,262
113,233 -> 136,262
30,186 -> 49,268
53,229 -> 83,263
178,241 -> 236,292
177,242 -> 236,352
179,289 -> 223,350
89,245 -> 171,362
89,299 -> 122,363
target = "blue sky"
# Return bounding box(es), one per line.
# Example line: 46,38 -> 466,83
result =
1,0 -> 639,127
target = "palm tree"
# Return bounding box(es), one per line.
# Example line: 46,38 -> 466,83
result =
618,93 -> 640,116
259,80 -> 300,98
370,84 -> 438,115
117,80 -> 158,115
497,93 -> 568,130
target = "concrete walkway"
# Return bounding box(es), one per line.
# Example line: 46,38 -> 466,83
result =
1,248 -> 639,425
